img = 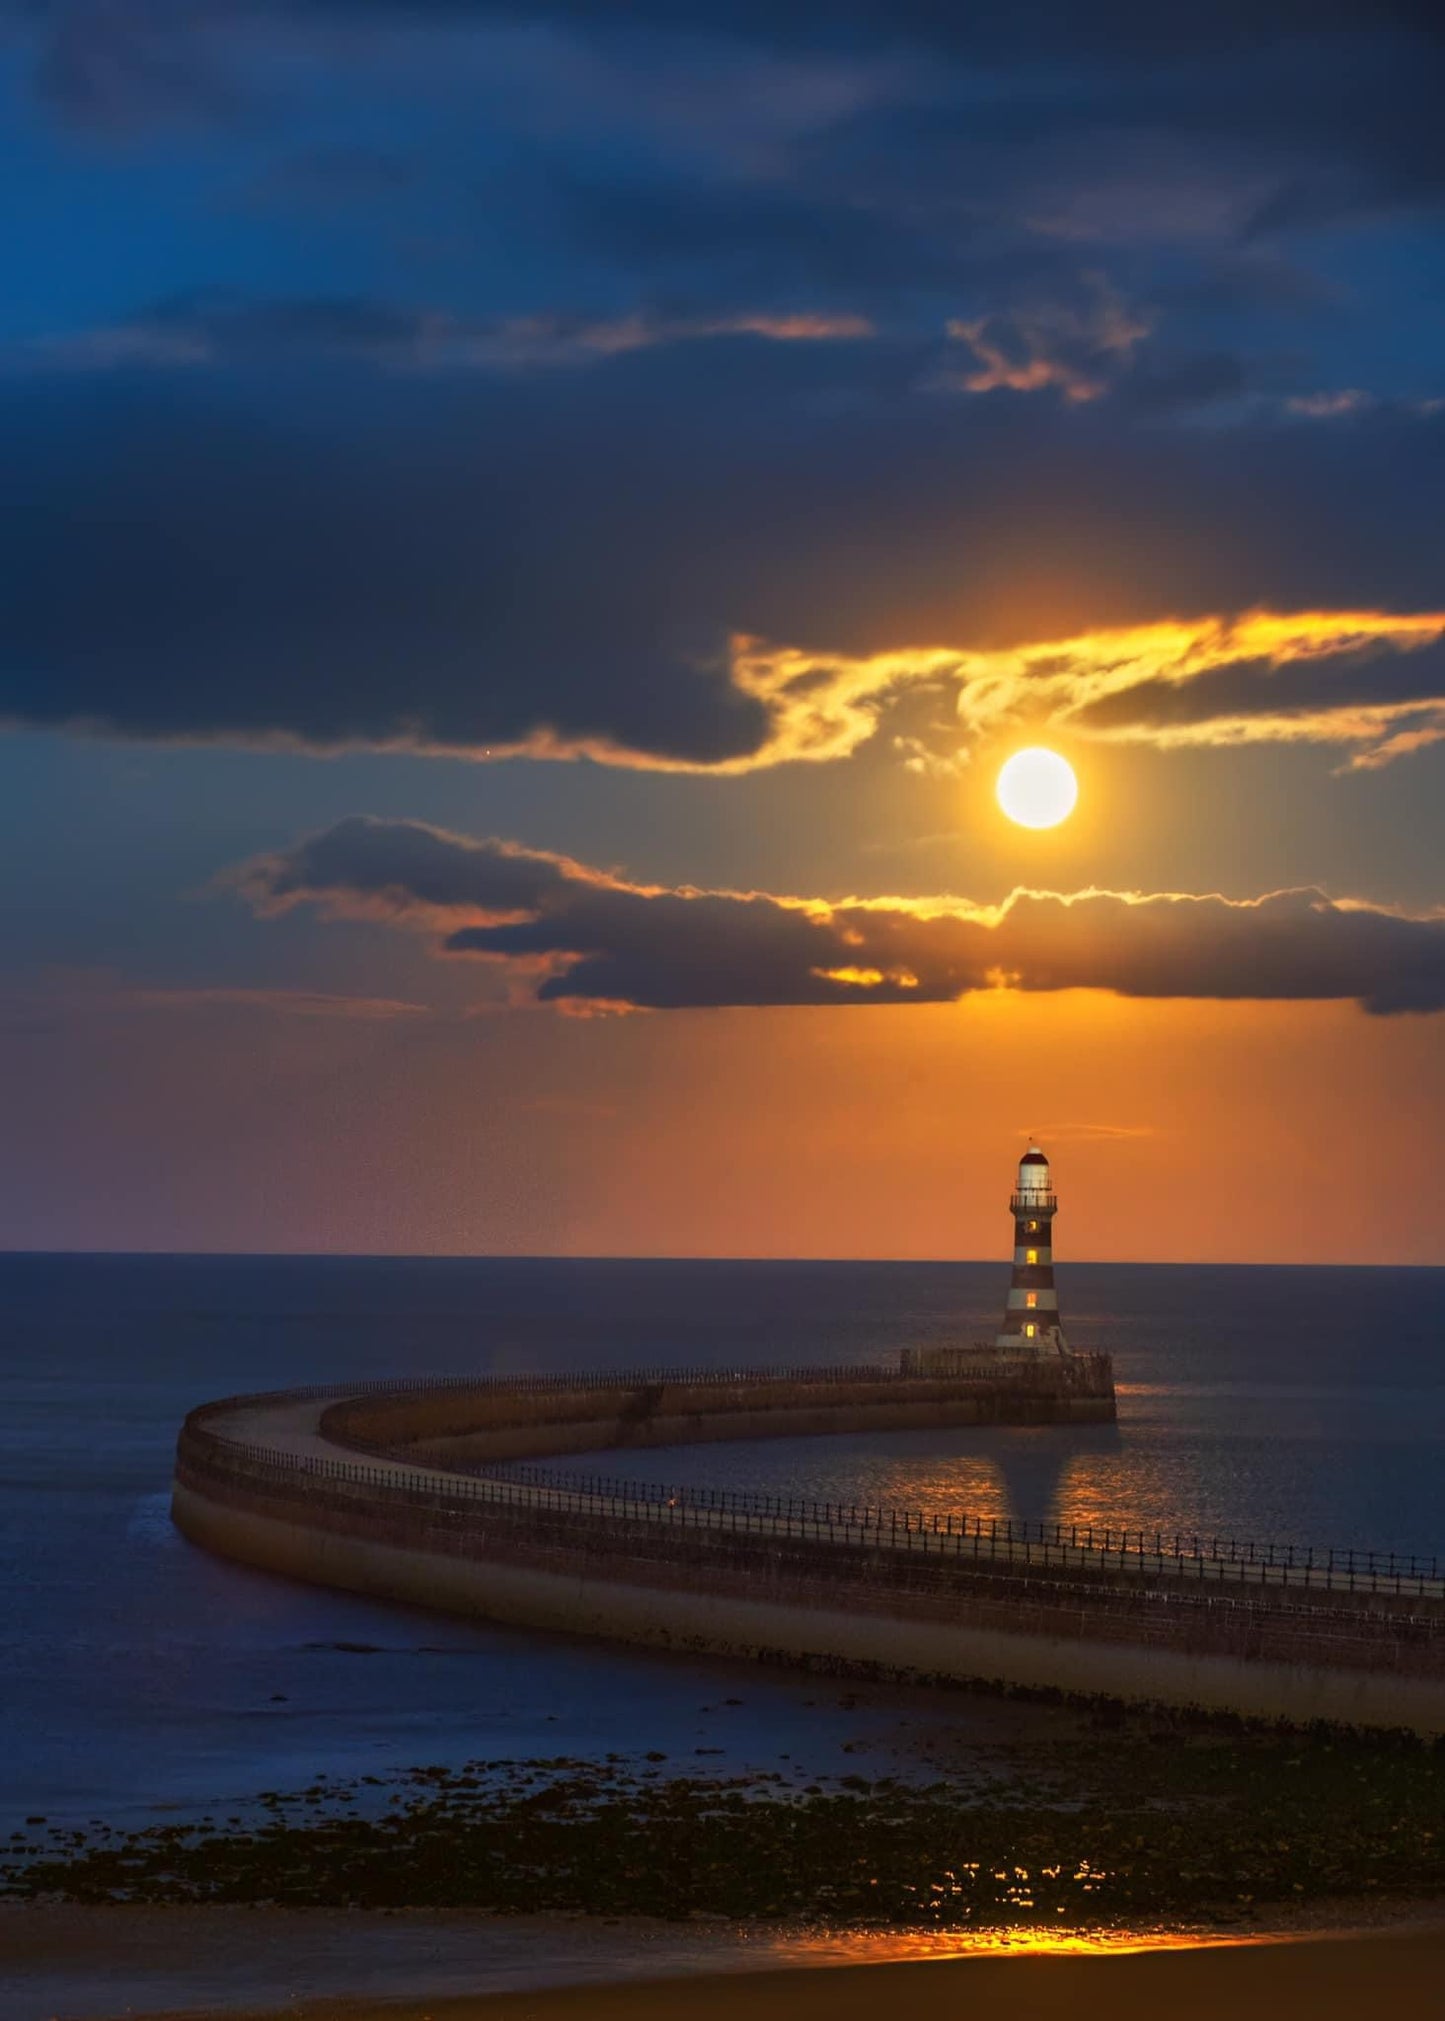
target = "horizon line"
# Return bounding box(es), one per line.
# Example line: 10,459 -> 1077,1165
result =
1,1248 -> 1441,1271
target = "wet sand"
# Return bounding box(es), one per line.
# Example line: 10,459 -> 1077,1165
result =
144,1929 -> 1445,2021
6,1907 -> 1445,2021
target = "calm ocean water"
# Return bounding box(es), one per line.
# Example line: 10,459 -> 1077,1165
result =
3,1253 -> 1443,1829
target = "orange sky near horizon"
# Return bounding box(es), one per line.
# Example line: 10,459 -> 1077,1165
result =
4,986 -> 1438,1263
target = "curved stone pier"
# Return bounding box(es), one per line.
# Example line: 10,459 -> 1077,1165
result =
171,1363 -> 1445,1735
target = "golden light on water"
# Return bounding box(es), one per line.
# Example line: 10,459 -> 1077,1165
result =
996,747 -> 1079,829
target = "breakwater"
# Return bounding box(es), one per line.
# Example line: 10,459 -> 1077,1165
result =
171,1360 -> 1445,1734
318,1355 -> 1116,1463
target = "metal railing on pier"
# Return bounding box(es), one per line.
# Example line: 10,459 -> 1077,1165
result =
186,1433 -> 1445,1639
468,1456 -> 1441,1596
179,1373 -> 1445,1606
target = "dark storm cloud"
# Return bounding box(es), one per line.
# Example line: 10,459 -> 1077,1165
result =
16,3 -> 1445,241
29,0 -> 244,130
27,3 -> 1437,67
542,169 -> 962,302
5,2 -> 1445,773
0,357 -> 792,770
1074,637 -> 1445,736
240,816 -> 1445,1016
783,59 -> 1445,263
3,349 -> 1445,770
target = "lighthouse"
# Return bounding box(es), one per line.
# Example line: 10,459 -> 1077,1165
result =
996,1143 -> 1069,1358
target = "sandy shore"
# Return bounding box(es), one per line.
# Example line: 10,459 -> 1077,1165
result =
7,1906 -> 1445,2021
141,1929 -> 1445,2021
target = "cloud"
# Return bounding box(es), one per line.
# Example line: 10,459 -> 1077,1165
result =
13,2 -> 1445,276
4,0 -> 1445,787
29,0 -> 242,131
0,971 -> 432,1029
114,984 -> 432,1020
237,816 -> 1445,1017
4,315 -> 1445,776
543,165 -> 961,299
1113,351 -> 1250,415
19,294 -> 873,376
938,277 -> 1151,403
1024,1121 -> 1157,1141
1052,619 -> 1445,764
1286,389 -> 1373,419
734,609 -> 1445,771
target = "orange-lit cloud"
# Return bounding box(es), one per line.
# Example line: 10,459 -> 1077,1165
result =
239,817 -> 1445,1017
812,965 -> 921,990
937,280 -> 1151,403
728,607 -> 1445,772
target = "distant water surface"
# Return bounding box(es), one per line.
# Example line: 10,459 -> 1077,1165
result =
2,1254 -> 1442,1828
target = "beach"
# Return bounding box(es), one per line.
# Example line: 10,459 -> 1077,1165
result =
7,1910 -> 1445,2021
249,1933 -> 1445,2021
240,1935 -> 1445,2021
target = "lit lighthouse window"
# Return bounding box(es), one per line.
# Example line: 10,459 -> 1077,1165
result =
1026,1249 -> 1038,1265
1025,1324 -> 1036,1338
1025,1292 -> 1038,1308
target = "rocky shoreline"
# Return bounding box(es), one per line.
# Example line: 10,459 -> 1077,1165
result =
6,1712 -> 1444,1931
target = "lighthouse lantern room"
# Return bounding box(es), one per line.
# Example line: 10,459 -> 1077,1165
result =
997,1143 -> 1069,1358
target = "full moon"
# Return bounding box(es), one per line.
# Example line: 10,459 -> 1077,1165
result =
996,747 -> 1078,829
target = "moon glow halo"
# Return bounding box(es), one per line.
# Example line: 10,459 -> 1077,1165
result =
996,747 -> 1079,830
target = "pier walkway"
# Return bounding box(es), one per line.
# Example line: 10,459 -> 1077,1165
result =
173,1366 -> 1445,1734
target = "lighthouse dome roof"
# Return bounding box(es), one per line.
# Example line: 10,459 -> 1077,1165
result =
1020,1147 -> 1049,1166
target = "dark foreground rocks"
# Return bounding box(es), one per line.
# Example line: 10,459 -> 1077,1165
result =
5,1718 -> 1444,1931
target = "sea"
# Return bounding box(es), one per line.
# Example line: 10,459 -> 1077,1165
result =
3,1253 -> 1444,1834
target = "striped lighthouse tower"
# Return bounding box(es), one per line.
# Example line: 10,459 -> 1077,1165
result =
995,1143 -> 1069,1358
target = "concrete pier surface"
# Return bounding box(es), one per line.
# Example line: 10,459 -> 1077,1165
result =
172,1364 -> 1445,1734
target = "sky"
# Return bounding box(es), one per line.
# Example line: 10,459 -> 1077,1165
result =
3,1 -> 1445,1261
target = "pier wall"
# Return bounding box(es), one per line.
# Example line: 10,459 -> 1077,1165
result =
171,1366 -> 1445,1736
171,1455 -> 1445,1735
319,1365 -> 1114,1467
